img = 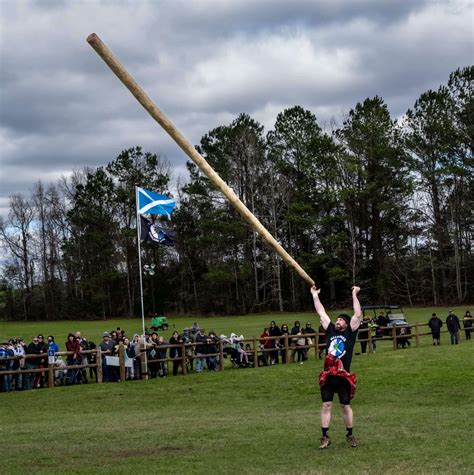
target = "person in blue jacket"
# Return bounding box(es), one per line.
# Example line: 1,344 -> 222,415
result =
47,335 -> 59,354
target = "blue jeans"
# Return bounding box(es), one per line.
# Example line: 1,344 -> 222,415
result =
206,355 -> 217,371
24,363 -> 37,390
67,358 -> 78,384
195,353 -> 205,372
450,331 -> 459,345
1,373 -> 12,391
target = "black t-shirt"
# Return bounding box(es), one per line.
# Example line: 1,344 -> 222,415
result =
325,322 -> 358,372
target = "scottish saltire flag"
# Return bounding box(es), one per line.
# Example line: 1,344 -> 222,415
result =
137,187 -> 176,217
140,216 -> 177,246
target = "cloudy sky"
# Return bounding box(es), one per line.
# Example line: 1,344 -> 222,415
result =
0,0 -> 472,217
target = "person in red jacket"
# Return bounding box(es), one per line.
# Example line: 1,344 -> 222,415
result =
259,327 -> 272,366
65,333 -> 81,385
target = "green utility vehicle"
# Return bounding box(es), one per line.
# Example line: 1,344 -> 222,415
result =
150,315 -> 169,331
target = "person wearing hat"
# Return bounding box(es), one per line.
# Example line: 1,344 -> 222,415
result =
311,285 -> 362,450
446,310 -> 461,345
99,332 -> 115,382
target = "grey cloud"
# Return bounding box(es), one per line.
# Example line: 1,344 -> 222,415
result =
0,0 -> 472,218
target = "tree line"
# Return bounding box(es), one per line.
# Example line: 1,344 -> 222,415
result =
0,66 -> 472,320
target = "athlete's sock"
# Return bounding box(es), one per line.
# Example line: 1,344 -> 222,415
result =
346,427 -> 353,437
322,427 -> 329,438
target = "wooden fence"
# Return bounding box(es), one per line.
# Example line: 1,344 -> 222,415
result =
0,319 -> 472,391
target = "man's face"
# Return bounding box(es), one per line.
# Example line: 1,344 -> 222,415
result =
335,318 -> 348,331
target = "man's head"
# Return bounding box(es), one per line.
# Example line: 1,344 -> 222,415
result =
75,331 -> 81,339
335,314 -> 351,331
103,331 -> 110,340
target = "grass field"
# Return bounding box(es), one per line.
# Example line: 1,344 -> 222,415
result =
1,306 -> 473,474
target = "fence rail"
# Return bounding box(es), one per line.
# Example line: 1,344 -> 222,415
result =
1,319 -> 472,391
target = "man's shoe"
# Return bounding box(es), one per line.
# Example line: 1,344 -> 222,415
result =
319,436 -> 331,449
346,435 -> 358,447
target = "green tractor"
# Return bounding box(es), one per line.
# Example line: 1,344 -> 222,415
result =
150,315 -> 169,331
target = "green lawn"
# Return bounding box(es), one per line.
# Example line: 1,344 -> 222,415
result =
1,307 -> 473,474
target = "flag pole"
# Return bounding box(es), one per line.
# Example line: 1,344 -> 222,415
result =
136,186 -> 146,335
136,186 -> 148,379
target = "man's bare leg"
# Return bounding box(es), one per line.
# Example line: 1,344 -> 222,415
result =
341,404 -> 358,447
341,404 -> 353,427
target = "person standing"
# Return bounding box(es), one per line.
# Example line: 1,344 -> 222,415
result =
99,332 -> 115,382
358,317 -> 370,354
169,331 -> 182,376
0,341 -> 13,392
311,285 -> 362,449
290,321 -> 302,363
446,310 -> 461,345
259,327 -> 271,366
25,336 -> 44,390
65,333 -> 81,385
317,324 -> 327,359
462,311 -> 472,340
303,322 -> 316,361
279,324 -> 290,364
268,321 -> 282,364
428,313 -> 443,345
11,338 -> 25,390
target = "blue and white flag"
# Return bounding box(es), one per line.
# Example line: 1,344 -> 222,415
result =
137,187 -> 176,217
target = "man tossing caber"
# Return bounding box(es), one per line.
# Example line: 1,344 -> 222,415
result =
311,285 -> 362,449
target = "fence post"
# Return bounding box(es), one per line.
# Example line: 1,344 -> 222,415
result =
47,363 -> 54,388
118,343 -> 126,383
97,348 -> 103,383
415,323 -> 420,347
284,334 -> 289,364
218,340 -> 224,372
392,326 -> 397,350
182,342 -> 187,375
253,337 -> 258,368
140,337 -> 148,380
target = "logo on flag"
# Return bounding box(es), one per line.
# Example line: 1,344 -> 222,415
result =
140,216 -> 177,247
137,187 -> 176,217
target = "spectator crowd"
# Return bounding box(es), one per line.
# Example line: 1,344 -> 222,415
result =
1,309 -> 472,393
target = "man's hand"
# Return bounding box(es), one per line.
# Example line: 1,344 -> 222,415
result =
311,286 -> 330,330
311,286 -> 321,297
352,286 -> 360,295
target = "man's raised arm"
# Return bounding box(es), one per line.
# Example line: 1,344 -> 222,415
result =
351,286 -> 362,331
311,286 -> 331,330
